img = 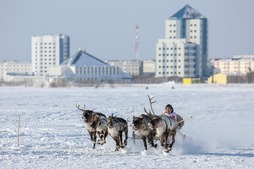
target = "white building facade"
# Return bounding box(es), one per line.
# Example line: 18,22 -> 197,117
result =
211,55 -> 254,75
31,34 -> 70,77
156,4 -> 208,78
156,39 -> 197,77
143,59 -> 156,75
49,50 -> 132,83
106,60 -> 142,76
0,60 -> 32,81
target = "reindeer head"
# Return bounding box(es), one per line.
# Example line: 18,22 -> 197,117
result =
132,116 -> 144,131
76,105 -> 93,122
107,116 -> 116,129
149,115 -> 162,129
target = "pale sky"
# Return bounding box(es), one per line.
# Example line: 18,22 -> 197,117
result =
0,0 -> 253,61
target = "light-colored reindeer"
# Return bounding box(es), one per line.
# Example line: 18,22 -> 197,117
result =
144,95 -> 178,153
90,113 -> 108,145
107,116 -> 128,151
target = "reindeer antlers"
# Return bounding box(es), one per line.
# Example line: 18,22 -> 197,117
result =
148,95 -> 156,115
144,95 -> 156,115
76,104 -> 86,111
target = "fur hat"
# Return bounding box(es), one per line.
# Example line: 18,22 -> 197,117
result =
165,104 -> 174,112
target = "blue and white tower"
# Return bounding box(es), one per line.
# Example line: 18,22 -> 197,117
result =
156,4 -> 208,78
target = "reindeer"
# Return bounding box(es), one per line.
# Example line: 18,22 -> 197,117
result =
143,95 -> 177,153
90,113 -> 108,145
149,115 -> 177,153
76,105 -> 106,149
132,113 -> 157,150
107,116 -> 128,151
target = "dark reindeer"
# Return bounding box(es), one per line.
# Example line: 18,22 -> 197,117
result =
90,113 -> 108,145
76,105 -> 106,149
107,116 -> 128,151
132,113 -> 157,150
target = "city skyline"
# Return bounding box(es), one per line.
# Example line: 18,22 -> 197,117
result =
0,0 -> 254,61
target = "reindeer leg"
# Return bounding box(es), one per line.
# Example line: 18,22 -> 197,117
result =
164,133 -> 170,153
124,128 -> 128,146
142,136 -> 148,150
169,131 -> 176,151
160,136 -> 164,147
103,131 -> 108,144
119,131 -> 124,148
92,132 -> 97,149
96,132 -> 102,144
88,131 -> 93,141
148,133 -> 157,148
113,137 -> 120,151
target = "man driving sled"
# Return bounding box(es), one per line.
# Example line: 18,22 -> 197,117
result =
163,104 -> 184,130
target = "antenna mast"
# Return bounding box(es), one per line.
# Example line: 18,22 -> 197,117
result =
135,24 -> 140,60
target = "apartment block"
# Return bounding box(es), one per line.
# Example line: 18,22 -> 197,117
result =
106,60 -> 143,76
0,60 -> 31,80
211,55 -> 254,75
31,34 -> 70,76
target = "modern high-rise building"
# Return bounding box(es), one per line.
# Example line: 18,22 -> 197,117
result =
156,4 -> 208,79
31,34 -> 70,76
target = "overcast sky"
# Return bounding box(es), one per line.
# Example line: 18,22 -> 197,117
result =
0,0 -> 253,61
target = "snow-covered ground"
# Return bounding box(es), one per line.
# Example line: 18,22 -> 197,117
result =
1,84 -> 254,169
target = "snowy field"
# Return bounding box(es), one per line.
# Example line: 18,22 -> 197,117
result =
0,83 -> 254,169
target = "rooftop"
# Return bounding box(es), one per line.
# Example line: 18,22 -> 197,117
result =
170,4 -> 205,19
62,49 -> 109,66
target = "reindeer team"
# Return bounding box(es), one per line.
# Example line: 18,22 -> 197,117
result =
76,96 -> 185,153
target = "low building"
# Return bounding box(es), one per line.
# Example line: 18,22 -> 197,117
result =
0,60 -> 32,81
208,73 -> 246,84
49,50 -> 132,83
4,72 -> 44,83
210,55 -> 254,75
106,59 -> 142,76
143,59 -> 155,76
